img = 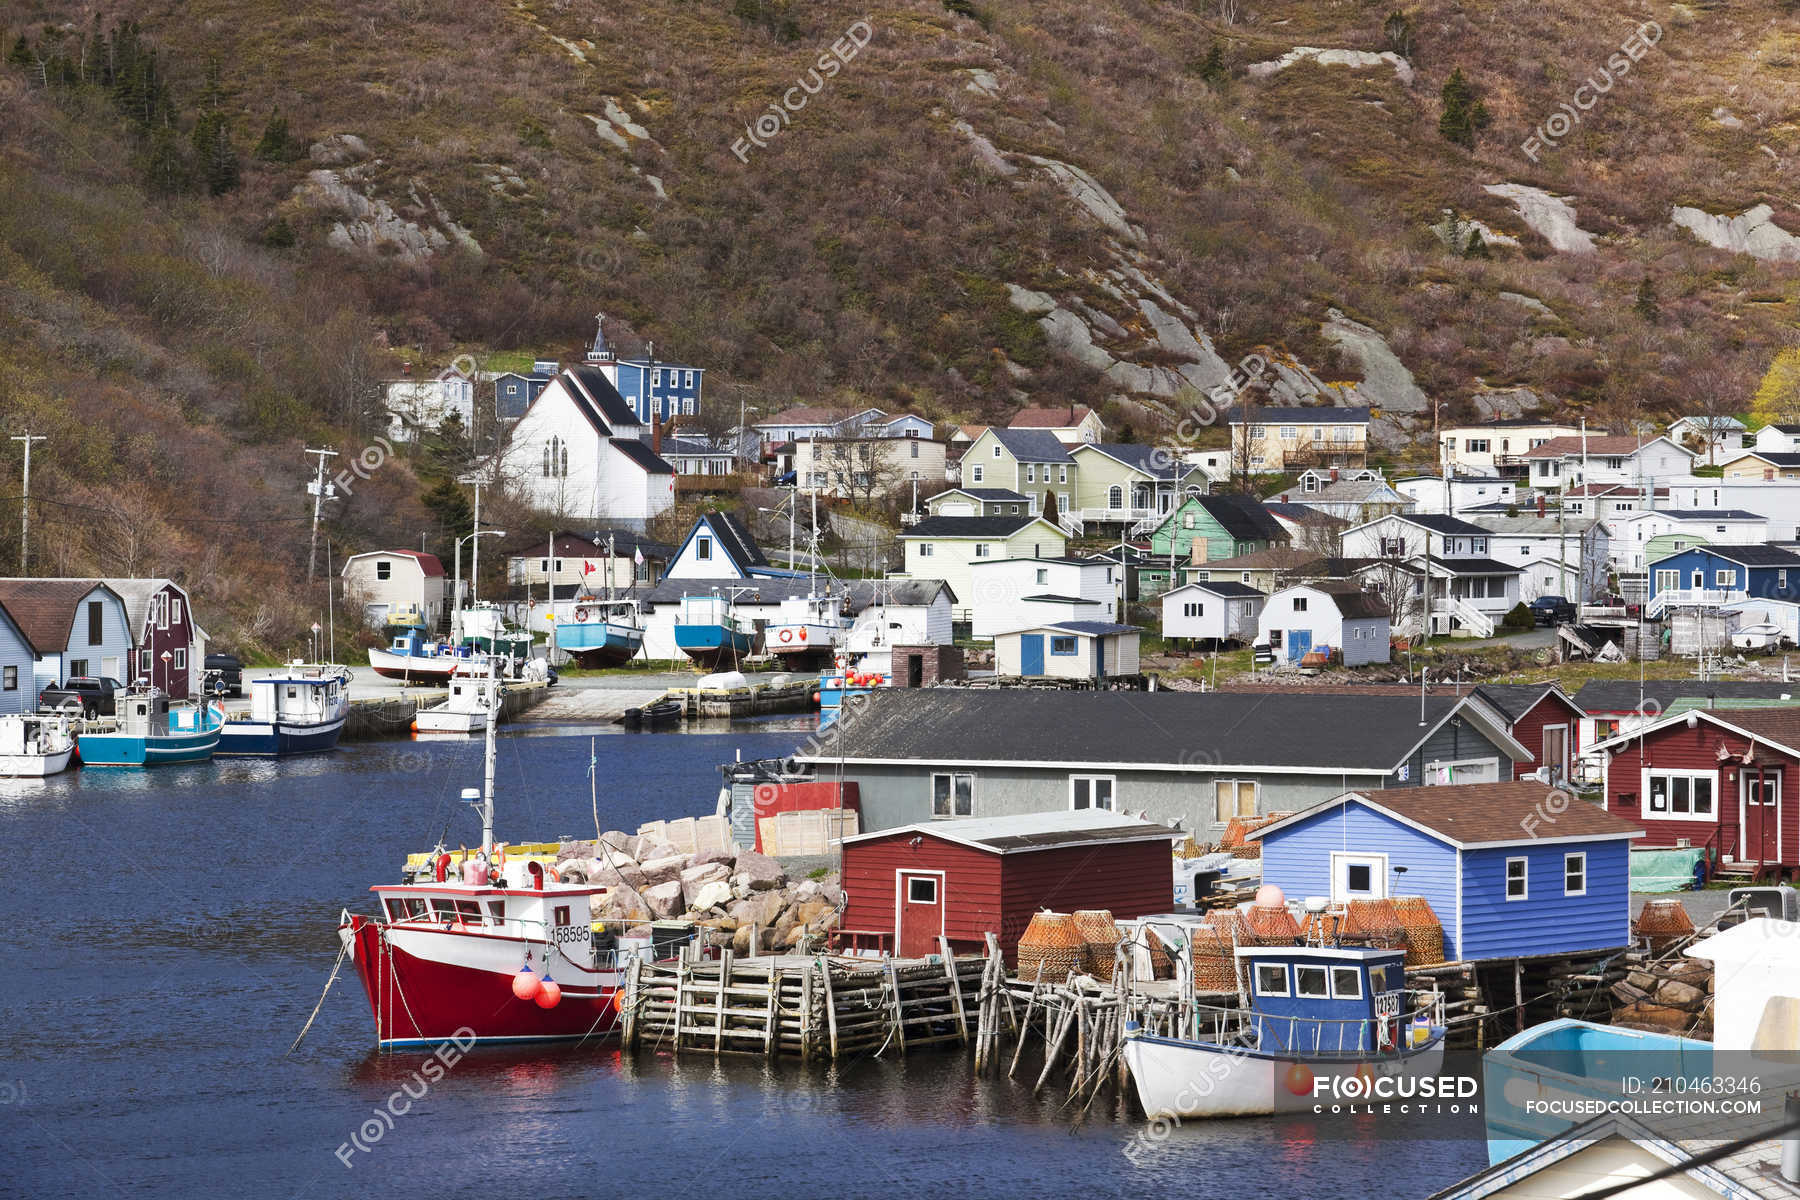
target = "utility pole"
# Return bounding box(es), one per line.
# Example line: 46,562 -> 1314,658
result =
456,466 -> 493,623
10,432 -> 46,575
304,447 -> 339,582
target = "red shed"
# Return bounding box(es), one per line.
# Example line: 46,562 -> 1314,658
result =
1474,683 -> 1585,781
837,811 -> 1179,959
1598,706 -> 1800,881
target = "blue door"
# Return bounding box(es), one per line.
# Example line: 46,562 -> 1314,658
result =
1095,637 -> 1106,677
1286,630 -> 1312,662
1020,634 -> 1045,676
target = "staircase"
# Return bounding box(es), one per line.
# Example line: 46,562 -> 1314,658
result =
1444,598 -> 1494,639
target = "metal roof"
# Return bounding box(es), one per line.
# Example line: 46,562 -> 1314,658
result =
842,808 -> 1179,855
1226,406 -> 1372,424
985,427 -> 1073,462
902,515 -> 1052,539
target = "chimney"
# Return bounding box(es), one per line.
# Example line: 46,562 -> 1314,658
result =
1281,493 -> 1290,503
652,414 -> 664,455
1330,468 -> 1340,482
1537,494 -> 1546,518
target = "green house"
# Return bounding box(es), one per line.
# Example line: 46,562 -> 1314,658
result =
1149,495 -> 1289,568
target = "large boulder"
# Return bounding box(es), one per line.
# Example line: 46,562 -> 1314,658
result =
687,880 -> 734,912
680,862 -> 731,908
594,860 -> 648,891
728,891 -> 784,930
557,840 -> 597,863
818,879 -> 845,909
597,885 -> 651,926
790,899 -> 832,928
643,881 -> 685,919
731,850 -> 787,893
690,846 -> 738,869
639,854 -> 687,887
636,838 -> 682,864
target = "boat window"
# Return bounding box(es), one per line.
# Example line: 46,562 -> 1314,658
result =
456,900 -> 483,925
1295,966 -> 1329,998
385,898 -> 409,920
1330,967 -> 1363,1000
1254,963 -> 1288,997
487,901 -> 506,926
554,905 -> 571,927
405,898 -> 427,919
431,898 -> 458,923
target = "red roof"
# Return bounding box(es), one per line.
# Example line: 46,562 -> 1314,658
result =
0,579 -> 114,654
1522,435 -> 1681,459
357,549 -> 445,577
1253,781 -> 1644,846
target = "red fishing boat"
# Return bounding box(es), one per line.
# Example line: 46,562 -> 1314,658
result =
338,664 -> 627,1048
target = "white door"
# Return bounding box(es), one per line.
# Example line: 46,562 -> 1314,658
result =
102,656 -> 121,681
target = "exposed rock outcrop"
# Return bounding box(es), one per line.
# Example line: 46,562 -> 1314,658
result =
1246,47 -> 1415,86
1483,184 -> 1597,254
1670,203 -> 1800,262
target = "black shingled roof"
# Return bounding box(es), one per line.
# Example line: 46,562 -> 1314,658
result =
1471,683 -> 1574,725
610,438 -> 674,474
1196,494 -> 1288,544
1402,513 -> 1491,536
988,428 -> 1073,463
1177,580 -> 1265,598
564,365 -> 641,429
1573,679 -> 1800,714
704,512 -> 768,569
1677,544 -> 1800,567
1228,406 -> 1372,424
903,514 -> 1046,538
803,690 -> 1494,773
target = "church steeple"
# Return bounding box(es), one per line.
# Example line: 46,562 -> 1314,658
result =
586,312 -> 614,363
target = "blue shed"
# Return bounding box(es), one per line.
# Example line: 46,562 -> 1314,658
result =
1249,782 -> 1644,962
1646,544 -> 1800,606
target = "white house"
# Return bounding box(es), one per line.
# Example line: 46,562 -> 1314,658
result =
1439,419 -> 1580,476
1607,509 -> 1768,574
1160,580 -> 1265,646
341,550 -> 450,629
968,557 -> 1117,638
1522,435 -> 1696,493
899,515 -> 1069,622
1467,514 -> 1609,602
875,413 -> 936,439
1342,512 -> 1523,637
384,371 -> 475,444
993,621 -> 1141,680
1753,423 -> 1800,454
1560,483 -> 1664,521
1278,470 -> 1411,524
663,512 -> 792,581
498,366 -> 675,528
1666,415 -> 1745,464
752,406 -> 887,455
1257,582 -> 1391,666
0,579 -> 134,693
1663,476 -> 1800,541
1393,474 -> 1518,517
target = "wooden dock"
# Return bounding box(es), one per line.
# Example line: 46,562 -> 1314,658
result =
667,678 -> 817,720
623,937 -> 993,1060
336,679 -> 550,741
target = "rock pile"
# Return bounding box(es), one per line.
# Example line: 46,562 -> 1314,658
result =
556,834 -> 844,955
1610,960 -> 1713,1037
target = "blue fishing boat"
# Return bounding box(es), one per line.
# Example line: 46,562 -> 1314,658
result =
557,597 -> 644,668
673,594 -> 754,670
77,688 -> 224,766
215,665 -> 351,756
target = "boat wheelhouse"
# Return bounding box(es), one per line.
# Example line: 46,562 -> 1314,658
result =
0,712 -> 75,776
1123,942 -> 1447,1119
673,593 -> 754,669
76,688 -> 223,767
766,592 -> 850,671
414,662 -> 498,734
216,665 -> 350,756
557,598 -> 644,668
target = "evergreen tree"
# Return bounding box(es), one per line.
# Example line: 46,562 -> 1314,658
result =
420,477 -> 473,561
1198,43 -> 1226,84
7,34 -> 32,69
1634,276 -> 1660,321
142,123 -> 191,194
254,110 -> 292,160
1462,227 -> 1489,259
1438,68 -> 1490,148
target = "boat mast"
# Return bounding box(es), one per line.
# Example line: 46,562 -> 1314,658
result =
481,655 -> 498,854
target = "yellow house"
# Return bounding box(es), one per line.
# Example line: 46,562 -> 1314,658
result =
1227,406 -> 1371,472
899,514 -> 1069,621
1720,450 -> 1800,481
961,428 -> 1076,517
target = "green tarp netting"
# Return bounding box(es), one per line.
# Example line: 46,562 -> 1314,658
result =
1631,847 -> 1704,893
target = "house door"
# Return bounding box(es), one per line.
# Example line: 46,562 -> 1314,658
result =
896,871 -> 944,957
906,654 -> 924,688
1740,770 -> 1782,864
1095,637 -> 1106,677
1542,725 -> 1569,783
1286,630 -> 1311,661
1692,569 -> 1705,589
1020,634 -> 1045,675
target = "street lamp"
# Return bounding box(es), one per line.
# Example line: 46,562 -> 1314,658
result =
454,529 -> 507,641
311,622 -> 323,664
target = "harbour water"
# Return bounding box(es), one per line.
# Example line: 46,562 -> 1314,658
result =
1,720 -> 1488,1198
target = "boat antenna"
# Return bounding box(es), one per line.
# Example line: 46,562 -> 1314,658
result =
479,653 -> 499,854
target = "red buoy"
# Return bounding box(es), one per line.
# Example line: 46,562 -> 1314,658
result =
512,966 -> 541,1001
535,976 -> 563,1009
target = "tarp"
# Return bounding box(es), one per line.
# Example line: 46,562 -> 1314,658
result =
1631,846 -> 1704,893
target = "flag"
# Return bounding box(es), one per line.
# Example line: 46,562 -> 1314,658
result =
582,560 -> 595,575
633,546 -> 645,566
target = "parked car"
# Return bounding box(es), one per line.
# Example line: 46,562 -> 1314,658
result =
38,676 -> 123,717
204,653 -> 244,697
1529,595 -> 1577,626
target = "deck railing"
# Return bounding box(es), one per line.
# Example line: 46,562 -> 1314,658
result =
1188,991 -> 1443,1057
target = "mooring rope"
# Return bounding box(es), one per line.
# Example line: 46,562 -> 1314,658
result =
288,937 -> 350,1055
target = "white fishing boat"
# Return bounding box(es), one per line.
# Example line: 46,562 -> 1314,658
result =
414,662 -> 499,734
0,712 -> 75,776
1123,943 -> 1447,1119
766,591 -> 850,670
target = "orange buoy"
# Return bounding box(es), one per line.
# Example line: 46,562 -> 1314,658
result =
534,976 -> 562,1008
512,966 -> 541,1001
1284,1062 -> 1315,1096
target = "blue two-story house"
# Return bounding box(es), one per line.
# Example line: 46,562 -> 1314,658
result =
612,357 -> 704,424
1251,781 -> 1643,962
1645,543 -> 1800,612
494,362 -> 556,422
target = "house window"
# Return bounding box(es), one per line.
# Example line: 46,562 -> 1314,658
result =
1025,465 -> 1036,483
173,649 -> 186,671
685,370 -> 696,389
1331,851 -> 1386,901
1250,425 -> 1266,439
918,544 -> 933,557
1644,770 -> 1716,818
975,544 -> 992,557
1184,602 -> 1203,617
2,666 -> 15,692
1466,439 -> 1490,453
170,598 -> 181,625
1295,966 -> 1330,998
87,601 -> 103,646
1214,779 -> 1257,823
1036,569 -> 1048,585
1471,538 -> 1488,554
1058,466 -> 1068,484
1782,570 -> 1789,588
932,771 -> 974,817
993,445 -> 1002,457
1050,636 -> 1078,656
910,441 -> 919,459
1331,966 -> 1363,1000
907,876 -> 938,903
971,465 -> 985,483
696,536 -> 713,561
1279,426 -> 1296,439
1505,857 -> 1529,901
1717,569 -> 1737,588
1254,963 -> 1288,997
1292,597 -> 1308,613
1070,775 -> 1115,811
1564,852 -> 1586,897
1108,485 -> 1124,509
651,368 -> 662,388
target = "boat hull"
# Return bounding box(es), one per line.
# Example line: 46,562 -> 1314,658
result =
368,647 -> 462,683
215,715 -> 345,756
559,621 -> 643,668
674,624 -> 753,669
78,725 -> 222,767
769,643 -> 834,670
0,746 -> 74,777
339,915 -> 622,1047
1123,1030 -> 1447,1118
414,709 -> 490,734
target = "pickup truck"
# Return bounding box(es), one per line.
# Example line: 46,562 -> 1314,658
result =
204,653 -> 244,697
39,676 -> 123,717
1530,595 -> 1578,626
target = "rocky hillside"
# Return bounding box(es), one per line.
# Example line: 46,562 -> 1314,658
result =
3,0 -> 1800,638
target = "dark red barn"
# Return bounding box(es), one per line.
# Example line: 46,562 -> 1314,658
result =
837,811 -> 1178,959
1599,706 -> 1800,881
